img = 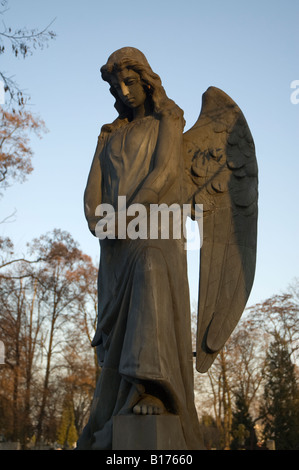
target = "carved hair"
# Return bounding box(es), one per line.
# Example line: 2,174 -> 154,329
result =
100,47 -> 185,132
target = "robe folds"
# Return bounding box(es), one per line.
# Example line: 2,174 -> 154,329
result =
77,116 -> 203,450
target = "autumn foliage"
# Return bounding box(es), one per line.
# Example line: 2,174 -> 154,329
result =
0,106 -> 46,192
0,230 -> 99,449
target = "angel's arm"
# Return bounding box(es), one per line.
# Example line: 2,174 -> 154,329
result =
84,134 -> 104,235
131,113 -> 183,205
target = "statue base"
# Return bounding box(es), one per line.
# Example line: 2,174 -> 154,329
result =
112,415 -> 187,450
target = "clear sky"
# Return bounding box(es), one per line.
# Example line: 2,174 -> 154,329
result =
1,0 -> 299,308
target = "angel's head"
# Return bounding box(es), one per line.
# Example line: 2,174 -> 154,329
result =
100,47 -> 184,124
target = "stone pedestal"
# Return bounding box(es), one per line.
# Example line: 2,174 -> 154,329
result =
112,415 -> 187,450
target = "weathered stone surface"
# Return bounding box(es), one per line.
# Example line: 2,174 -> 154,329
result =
76,47 -> 258,451
112,415 -> 187,450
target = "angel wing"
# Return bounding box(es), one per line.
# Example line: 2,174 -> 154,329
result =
183,86 -> 258,373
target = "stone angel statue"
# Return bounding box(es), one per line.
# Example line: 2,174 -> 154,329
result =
77,47 -> 258,450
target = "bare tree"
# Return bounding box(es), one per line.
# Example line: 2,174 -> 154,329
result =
0,229 -> 98,446
0,0 -> 56,106
228,315 -> 268,416
194,309 -> 268,448
246,281 -> 299,363
25,230 -> 96,444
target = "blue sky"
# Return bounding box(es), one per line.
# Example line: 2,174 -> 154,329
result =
1,0 -> 299,307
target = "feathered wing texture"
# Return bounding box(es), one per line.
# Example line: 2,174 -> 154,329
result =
183,87 -> 258,373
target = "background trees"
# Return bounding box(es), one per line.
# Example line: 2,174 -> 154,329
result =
0,229 -> 98,448
260,337 -> 299,449
195,280 -> 299,450
0,3 -> 99,449
0,108 -> 46,194
0,0 -> 54,223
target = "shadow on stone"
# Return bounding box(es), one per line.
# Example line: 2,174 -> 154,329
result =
112,415 -> 187,450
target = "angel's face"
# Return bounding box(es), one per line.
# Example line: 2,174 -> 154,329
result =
110,68 -> 147,111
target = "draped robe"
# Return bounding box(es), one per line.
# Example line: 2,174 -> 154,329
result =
77,115 -> 203,450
